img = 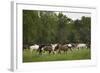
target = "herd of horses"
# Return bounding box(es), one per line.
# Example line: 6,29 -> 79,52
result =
24,43 -> 89,55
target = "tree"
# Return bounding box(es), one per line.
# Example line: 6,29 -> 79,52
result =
23,10 -> 91,49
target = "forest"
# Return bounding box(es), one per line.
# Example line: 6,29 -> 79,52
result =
23,10 -> 91,48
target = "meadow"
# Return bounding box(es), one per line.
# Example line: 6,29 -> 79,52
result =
23,48 -> 91,62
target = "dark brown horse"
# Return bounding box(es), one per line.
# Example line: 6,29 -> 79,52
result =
43,45 -> 53,54
54,44 -> 69,54
38,44 -> 53,55
37,44 -> 45,55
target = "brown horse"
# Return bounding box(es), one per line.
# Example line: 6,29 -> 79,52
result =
43,45 -> 53,54
38,44 -> 53,55
54,44 -> 69,54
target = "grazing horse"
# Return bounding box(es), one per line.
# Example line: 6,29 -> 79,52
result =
51,44 -> 57,54
38,44 -> 54,55
30,44 -> 39,53
54,44 -> 69,54
42,45 -> 53,54
38,44 -> 45,55
76,43 -> 87,50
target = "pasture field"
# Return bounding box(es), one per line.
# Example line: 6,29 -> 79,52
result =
23,48 -> 91,62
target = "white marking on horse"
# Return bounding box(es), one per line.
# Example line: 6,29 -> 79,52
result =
30,44 -> 39,53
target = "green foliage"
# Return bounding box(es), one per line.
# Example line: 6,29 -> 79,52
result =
23,10 -> 91,46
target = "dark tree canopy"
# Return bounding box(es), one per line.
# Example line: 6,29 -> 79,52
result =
23,10 -> 91,47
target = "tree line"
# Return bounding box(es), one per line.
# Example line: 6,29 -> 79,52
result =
23,10 -> 91,47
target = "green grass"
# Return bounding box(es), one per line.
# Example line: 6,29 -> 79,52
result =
23,48 -> 91,63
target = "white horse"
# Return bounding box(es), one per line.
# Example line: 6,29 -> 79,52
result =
76,43 -> 87,49
30,44 -> 39,53
51,44 -> 57,54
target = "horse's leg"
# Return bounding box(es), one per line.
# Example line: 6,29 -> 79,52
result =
49,50 -> 52,54
65,49 -> 68,54
65,50 -> 67,54
54,51 -> 57,55
30,49 -> 33,55
38,49 -> 42,55
58,50 -> 61,54
63,50 -> 66,54
77,47 -> 79,50
36,49 -> 39,54
69,47 -> 72,51
52,50 -> 55,54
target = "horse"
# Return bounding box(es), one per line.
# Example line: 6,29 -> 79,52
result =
37,44 -> 45,55
51,44 -> 57,54
38,44 -> 59,55
67,44 -> 73,51
76,43 -> 87,50
30,44 -> 39,54
54,44 -> 69,54
42,45 -> 53,54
